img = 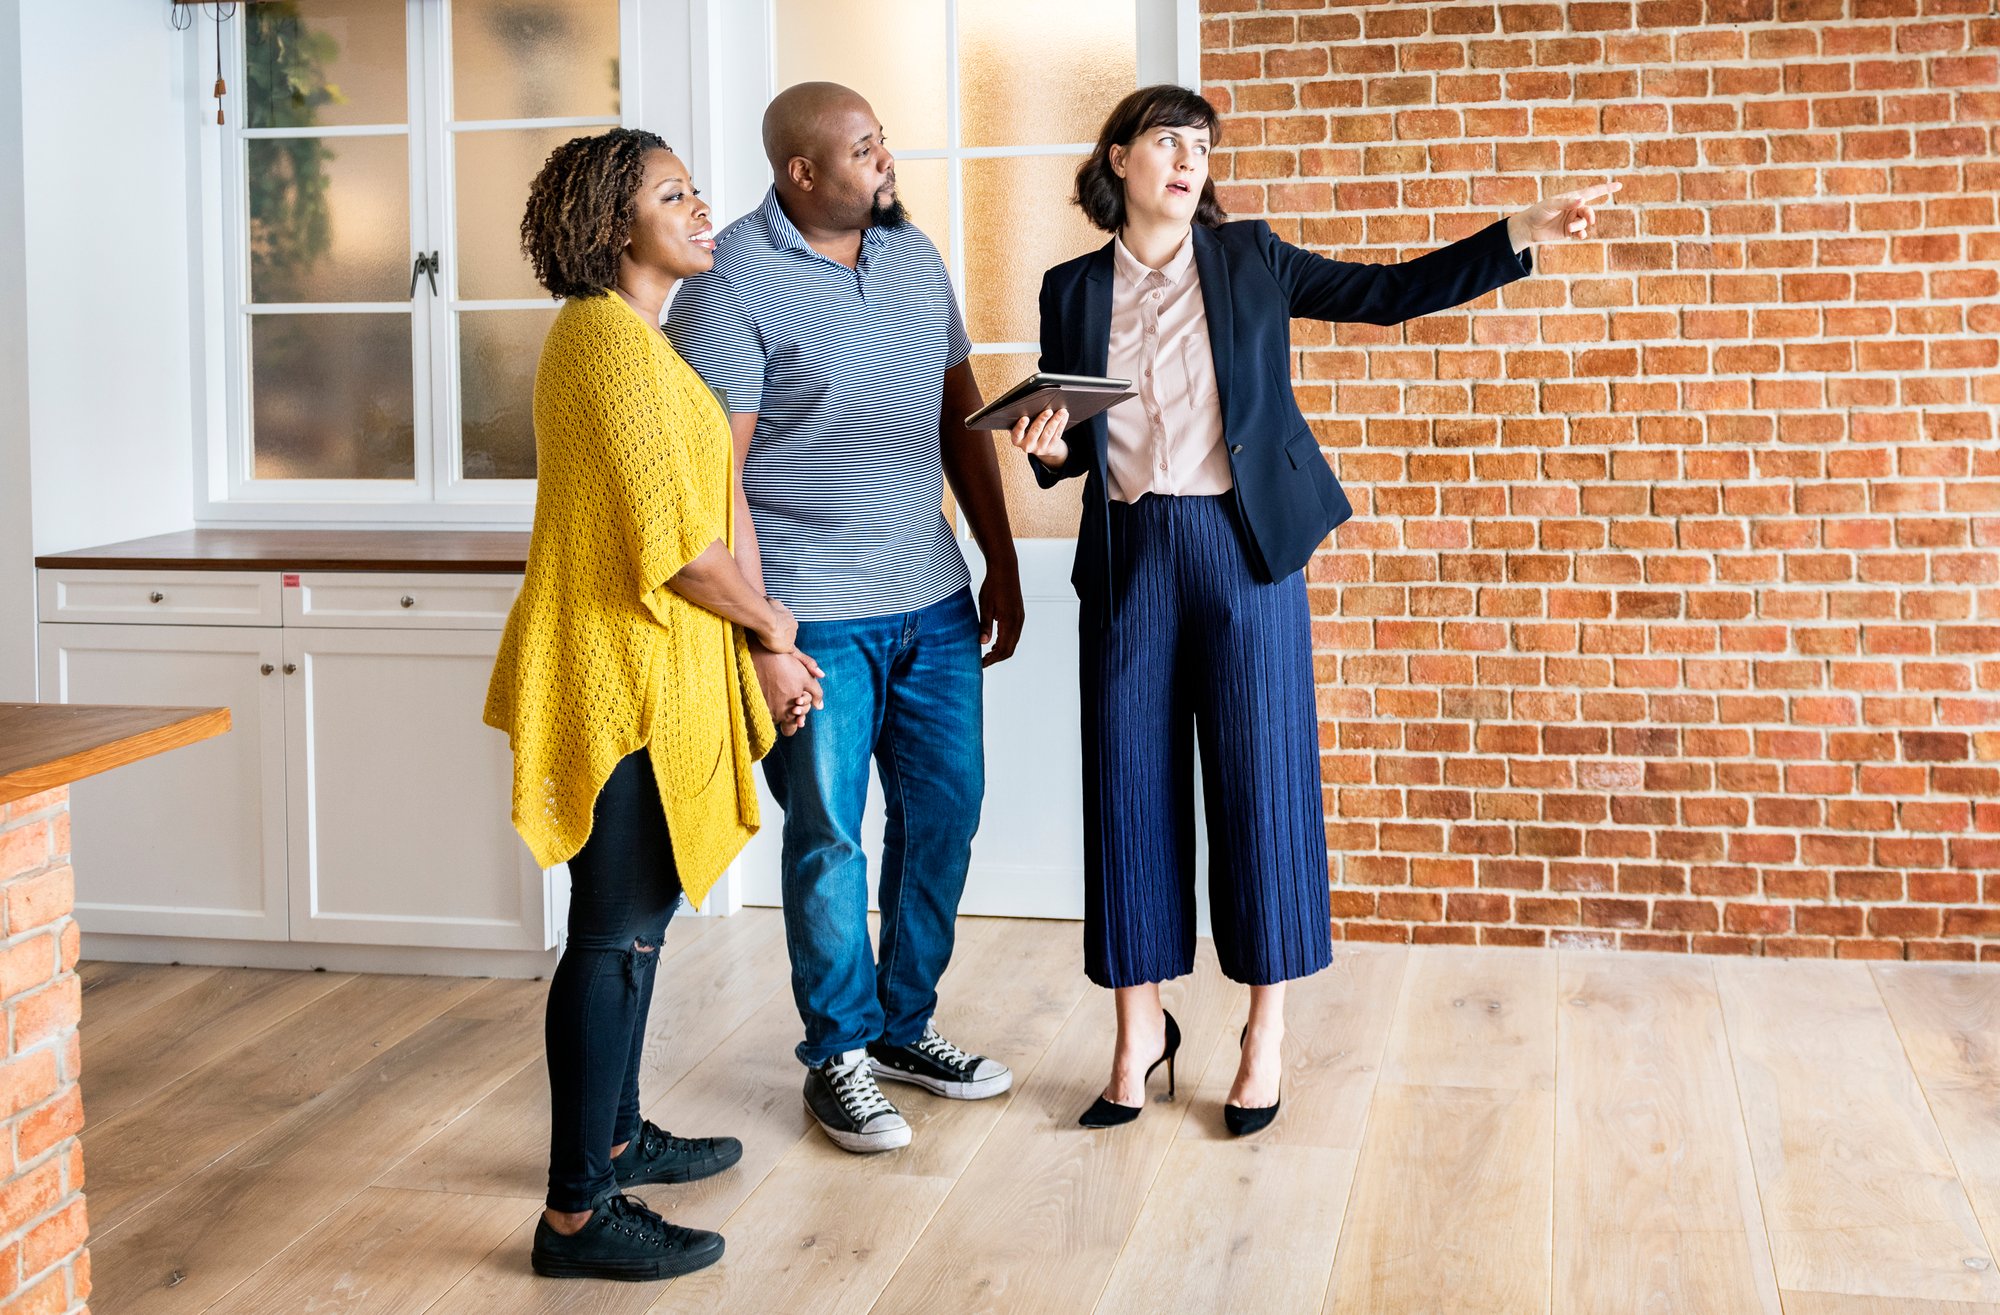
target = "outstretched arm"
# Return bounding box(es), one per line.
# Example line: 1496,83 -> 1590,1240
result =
1274,180 -> 1621,325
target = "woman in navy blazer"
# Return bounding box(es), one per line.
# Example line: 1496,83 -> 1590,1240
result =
1007,86 -> 1617,1135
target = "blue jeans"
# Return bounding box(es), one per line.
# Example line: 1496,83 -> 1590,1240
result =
766,589 -> 985,1067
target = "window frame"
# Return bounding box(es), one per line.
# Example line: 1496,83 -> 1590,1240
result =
190,0 -> 640,524
762,0 -> 1196,367
754,0 -> 1196,544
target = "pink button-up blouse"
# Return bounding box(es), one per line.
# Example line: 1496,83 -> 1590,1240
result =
1102,233 -> 1232,503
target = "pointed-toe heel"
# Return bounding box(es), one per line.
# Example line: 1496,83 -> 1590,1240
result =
1224,1022 -> 1281,1138
1077,1009 -> 1181,1128
1223,1098 -> 1280,1137
1077,1094 -> 1141,1128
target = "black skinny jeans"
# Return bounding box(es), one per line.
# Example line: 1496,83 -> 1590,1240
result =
545,748 -> 682,1212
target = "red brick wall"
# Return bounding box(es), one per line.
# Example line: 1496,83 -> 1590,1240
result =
0,790 -> 90,1313
1199,0 -> 2000,958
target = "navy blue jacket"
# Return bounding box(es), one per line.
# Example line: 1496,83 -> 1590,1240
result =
1033,218 -> 1533,607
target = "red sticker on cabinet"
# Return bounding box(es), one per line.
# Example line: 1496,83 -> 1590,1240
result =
282,574 -> 300,587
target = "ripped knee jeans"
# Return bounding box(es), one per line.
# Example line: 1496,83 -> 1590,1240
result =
544,748 -> 683,1212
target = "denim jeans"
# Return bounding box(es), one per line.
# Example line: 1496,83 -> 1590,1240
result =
544,749 -> 682,1211
766,589 -> 985,1066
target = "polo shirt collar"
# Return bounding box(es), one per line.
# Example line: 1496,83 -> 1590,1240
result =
759,186 -> 889,257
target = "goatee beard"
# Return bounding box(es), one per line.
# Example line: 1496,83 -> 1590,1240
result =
870,194 -> 908,228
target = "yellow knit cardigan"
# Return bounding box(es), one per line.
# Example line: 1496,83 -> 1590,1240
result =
484,292 -> 776,907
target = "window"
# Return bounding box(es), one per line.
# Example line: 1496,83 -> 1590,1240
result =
210,0 -> 625,513
770,0 -> 1147,539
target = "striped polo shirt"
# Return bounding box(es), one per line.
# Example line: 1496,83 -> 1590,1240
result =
664,188 -> 973,622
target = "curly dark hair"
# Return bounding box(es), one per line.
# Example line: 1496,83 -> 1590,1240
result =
520,128 -> 672,299
1074,86 -> 1227,234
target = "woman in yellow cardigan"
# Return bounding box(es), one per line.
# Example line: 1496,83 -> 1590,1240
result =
485,128 -> 808,1282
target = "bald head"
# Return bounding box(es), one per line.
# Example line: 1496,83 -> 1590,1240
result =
760,81 -> 903,236
762,81 -> 876,172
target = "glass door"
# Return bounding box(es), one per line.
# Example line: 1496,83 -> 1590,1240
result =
722,0 -> 1193,918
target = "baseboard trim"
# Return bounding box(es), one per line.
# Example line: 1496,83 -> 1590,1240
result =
80,932 -> 564,979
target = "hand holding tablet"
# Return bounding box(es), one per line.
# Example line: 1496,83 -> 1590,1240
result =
962,372 -> 1135,430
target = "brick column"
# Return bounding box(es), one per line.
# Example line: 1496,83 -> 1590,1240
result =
0,789 -> 88,1314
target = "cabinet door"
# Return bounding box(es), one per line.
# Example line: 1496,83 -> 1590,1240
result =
37,624 -> 290,939
282,627 -> 552,950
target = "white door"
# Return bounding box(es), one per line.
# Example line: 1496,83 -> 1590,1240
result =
281,627 -> 553,949
38,623 -> 290,940
715,0 -> 1197,920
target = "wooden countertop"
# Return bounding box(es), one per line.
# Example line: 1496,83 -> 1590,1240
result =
36,530 -> 530,574
0,703 -> 232,805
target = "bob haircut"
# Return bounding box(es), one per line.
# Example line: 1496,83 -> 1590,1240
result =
1073,85 -> 1227,234
520,127 -> 672,300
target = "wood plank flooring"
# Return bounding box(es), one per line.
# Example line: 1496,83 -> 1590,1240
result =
76,912 -> 2000,1314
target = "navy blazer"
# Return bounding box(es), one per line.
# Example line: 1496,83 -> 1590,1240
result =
1032,218 -> 1533,607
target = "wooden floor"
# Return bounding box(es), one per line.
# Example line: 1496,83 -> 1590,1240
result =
78,909 -> 2000,1314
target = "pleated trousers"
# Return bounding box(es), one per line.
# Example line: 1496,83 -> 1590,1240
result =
1080,492 -> 1333,989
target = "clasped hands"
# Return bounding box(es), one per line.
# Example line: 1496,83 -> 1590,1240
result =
751,598 -> 822,737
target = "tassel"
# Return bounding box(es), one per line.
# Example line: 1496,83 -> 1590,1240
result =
213,10 -> 226,125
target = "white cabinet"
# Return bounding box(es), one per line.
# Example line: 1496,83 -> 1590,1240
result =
282,625 -> 550,949
37,568 -> 555,959
38,623 -> 289,940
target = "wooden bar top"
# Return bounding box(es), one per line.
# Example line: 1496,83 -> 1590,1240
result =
0,703 -> 232,805
36,530 -> 530,574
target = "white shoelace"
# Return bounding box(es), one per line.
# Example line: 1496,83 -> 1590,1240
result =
915,1027 -> 975,1072
830,1058 -> 897,1122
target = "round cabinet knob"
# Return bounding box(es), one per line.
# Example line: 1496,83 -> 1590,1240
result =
399,596 -> 415,608
148,591 -> 164,603
282,663 -> 298,675
260,663 -> 274,676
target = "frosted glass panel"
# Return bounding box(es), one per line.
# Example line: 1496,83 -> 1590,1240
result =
895,157 -> 949,267
251,314 -> 415,480
453,0 -> 620,122
970,352 -> 1083,539
460,308 -> 557,480
249,135 -> 410,303
245,0 -> 408,129
772,0 -> 948,151
960,0 -> 1134,147
456,128 -> 578,301
963,156 -> 1103,343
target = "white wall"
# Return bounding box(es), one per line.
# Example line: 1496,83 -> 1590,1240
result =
19,0 -> 196,564
0,0 -> 34,701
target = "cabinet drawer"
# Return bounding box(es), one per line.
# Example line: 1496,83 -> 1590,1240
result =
39,570 -> 281,626
285,572 -> 521,630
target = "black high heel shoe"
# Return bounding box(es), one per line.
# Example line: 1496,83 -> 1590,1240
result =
1078,1010 -> 1181,1128
1224,1024 -> 1281,1137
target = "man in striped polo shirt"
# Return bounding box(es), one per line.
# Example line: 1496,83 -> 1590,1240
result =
666,82 -> 1022,1154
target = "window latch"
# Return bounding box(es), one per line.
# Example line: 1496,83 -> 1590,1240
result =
409,251 -> 441,298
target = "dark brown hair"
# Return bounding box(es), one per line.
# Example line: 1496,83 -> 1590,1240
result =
1074,85 -> 1227,234
520,128 -> 671,299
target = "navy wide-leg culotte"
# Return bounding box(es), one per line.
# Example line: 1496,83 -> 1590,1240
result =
1080,493 -> 1333,989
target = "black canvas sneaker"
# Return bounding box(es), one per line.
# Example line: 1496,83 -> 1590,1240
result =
804,1048 -> 912,1153
530,1192 -> 725,1281
868,1025 -> 1013,1100
611,1119 -> 743,1188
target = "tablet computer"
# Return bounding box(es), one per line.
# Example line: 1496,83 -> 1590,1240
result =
963,372 -> 1135,430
